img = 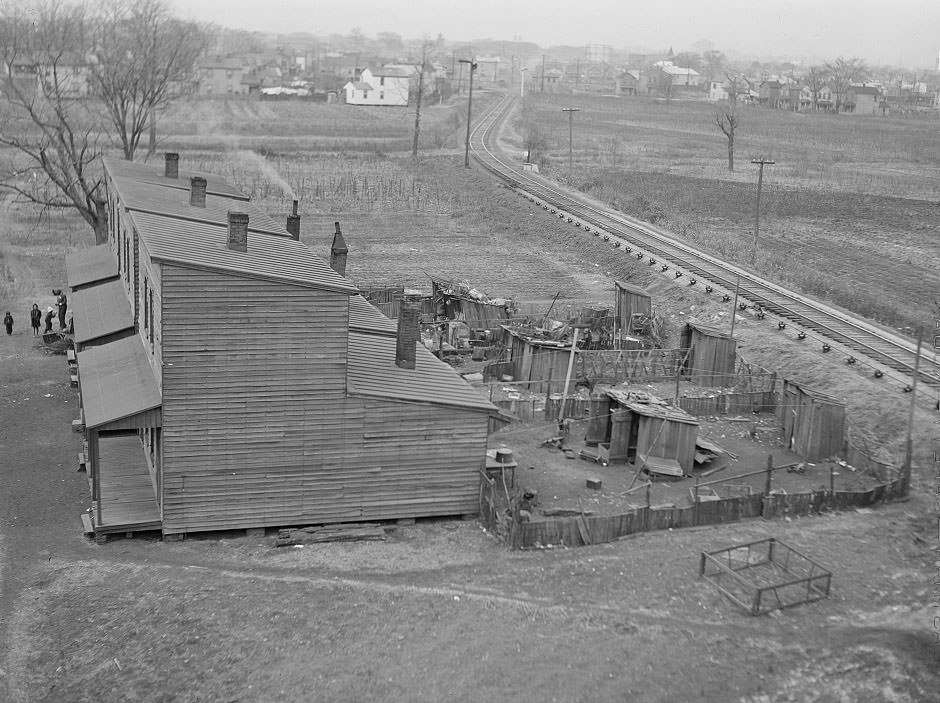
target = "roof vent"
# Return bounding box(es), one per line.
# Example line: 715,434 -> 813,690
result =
286,199 -> 300,240
330,221 -> 348,277
227,212 -> 249,252
190,176 -> 207,208
165,152 -> 179,179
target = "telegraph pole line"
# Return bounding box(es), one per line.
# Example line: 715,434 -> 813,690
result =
458,58 -> 477,168
751,157 -> 775,265
562,107 -> 580,180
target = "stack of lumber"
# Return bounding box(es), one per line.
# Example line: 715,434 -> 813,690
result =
275,523 -> 387,547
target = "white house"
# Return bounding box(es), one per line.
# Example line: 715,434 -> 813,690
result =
343,66 -> 410,106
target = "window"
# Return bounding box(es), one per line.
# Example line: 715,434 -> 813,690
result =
143,278 -> 148,333
363,90 -> 368,99
380,91 -> 384,100
379,76 -> 385,86
148,289 -> 154,348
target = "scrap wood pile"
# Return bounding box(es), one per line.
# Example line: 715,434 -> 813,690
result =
275,523 -> 387,547
42,331 -> 73,355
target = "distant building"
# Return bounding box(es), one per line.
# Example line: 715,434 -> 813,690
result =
653,60 -> 701,88
585,44 -> 612,64
343,66 -> 410,106
845,84 -> 882,114
195,57 -> 248,96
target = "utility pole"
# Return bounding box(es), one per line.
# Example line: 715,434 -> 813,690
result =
562,107 -> 580,179
458,58 -> 477,168
520,67 -> 527,98
751,157 -> 775,264
541,54 -> 546,92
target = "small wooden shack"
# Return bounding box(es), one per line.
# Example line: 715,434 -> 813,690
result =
615,281 -> 652,336
680,323 -> 737,387
601,387 -> 699,476
430,275 -> 511,330
778,380 -> 846,461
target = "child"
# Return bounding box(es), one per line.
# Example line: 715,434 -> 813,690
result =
3,311 -> 13,335
29,303 -> 41,337
44,307 -> 55,333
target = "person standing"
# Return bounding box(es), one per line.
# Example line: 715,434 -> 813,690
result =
29,303 -> 41,336
44,307 -> 55,333
3,311 -> 13,335
54,289 -> 68,329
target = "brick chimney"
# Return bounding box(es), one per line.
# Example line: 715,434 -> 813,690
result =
164,152 -> 179,179
330,221 -> 348,277
190,176 -> 207,207
286,199 -> 300,240
227,212 -> 249,252
395,299 -> 420,370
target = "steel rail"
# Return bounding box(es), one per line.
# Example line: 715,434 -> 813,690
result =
468,95 -> 940,389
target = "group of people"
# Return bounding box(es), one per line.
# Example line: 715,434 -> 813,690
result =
3,289 -> 68,337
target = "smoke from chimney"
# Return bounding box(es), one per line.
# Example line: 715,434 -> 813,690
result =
330,221 -> 348,277
286,199 -> 300,240
227,212 -> 249,252
190,176 -> 207,207
165,152 -> 179,179
395,299 -> 420,370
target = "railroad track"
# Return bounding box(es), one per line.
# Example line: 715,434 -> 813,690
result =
469,95 -> 940,390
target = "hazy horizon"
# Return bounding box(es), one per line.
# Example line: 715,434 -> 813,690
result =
175,0 -> 940,70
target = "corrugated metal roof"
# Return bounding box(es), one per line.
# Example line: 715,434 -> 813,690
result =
348,294 -> 397,336
66,245 -> 118,290
103,157 -> 249,200
111,175 -> 288,237
72,279 -> 134,344
131,211 -> 358,293
347,331 -> 495,412
78,334 -> 161,429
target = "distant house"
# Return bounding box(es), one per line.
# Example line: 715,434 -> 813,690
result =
846,85 -> 882,115
618,70 -> 642,96
709,80 -> 730,101
343,66 -> 410,106
653,61 -> 701,88
759,80 -> 783,108
195,57 -> 248,96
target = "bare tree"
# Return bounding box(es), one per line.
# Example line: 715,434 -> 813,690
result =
0,0 -> 205,243
89,0 -> 206,161
0,0 -> 108,242
523,122 -> 548,165
825,57 -> 868,113
714,73 -> 741,172
805,65 -> 827,111
412,41 -> 431,159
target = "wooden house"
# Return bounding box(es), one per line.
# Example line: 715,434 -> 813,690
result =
67,153 -> 497,539
601,387 -> 699,476
614,281 -> 652,337
680,323 -> 737,387
778,380 -> 846,461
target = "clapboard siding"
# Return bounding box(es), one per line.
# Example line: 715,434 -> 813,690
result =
160,265 -> 352,532
160,396 -> 487,532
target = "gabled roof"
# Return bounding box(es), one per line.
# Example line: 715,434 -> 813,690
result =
72,279 -> 134,344
78,335 -> 161,429
108,170 -> 286,237
66,245 -> 119,290
368,66 -> 411,77
348,294 -> 397,336
131,211 -> 357,294
104,158 -> 249,201
346,81 -> 373,90
661,65 -> 699,76
347,331 -> 495,412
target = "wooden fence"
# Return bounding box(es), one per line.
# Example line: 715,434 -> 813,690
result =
503,474 -> 903,550
678,391 -> 777,416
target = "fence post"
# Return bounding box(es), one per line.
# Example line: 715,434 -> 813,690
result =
829,463 -> 835,509
762,454 -> 773,519
692,477 -> 700,526
645,482 -> 651,531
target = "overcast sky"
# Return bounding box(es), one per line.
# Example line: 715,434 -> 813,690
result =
177,0 -> 940,69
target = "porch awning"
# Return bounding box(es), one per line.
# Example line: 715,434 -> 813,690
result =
66,246 -> 118,290
72,279 -> 134,344
77,335 -> 161,429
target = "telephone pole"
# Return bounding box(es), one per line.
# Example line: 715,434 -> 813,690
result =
458,58 -> 477,168
751,157 -> 775,264
562,107 -> 580,179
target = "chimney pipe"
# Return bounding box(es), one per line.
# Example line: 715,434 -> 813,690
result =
190,176 -> 207,208
286,199 -> 300,240
165,152 -> 179,179
227,211 -> 249,252
330,221 -> 348,277
395,299 -> 420,370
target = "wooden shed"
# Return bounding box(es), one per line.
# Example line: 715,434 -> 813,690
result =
430,275 -> 511,330
778,380 -> 846,461
501,326 -> 574,394
602,388 -> 699,476
614,281 -> 652,336
680,323 -> 737,387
